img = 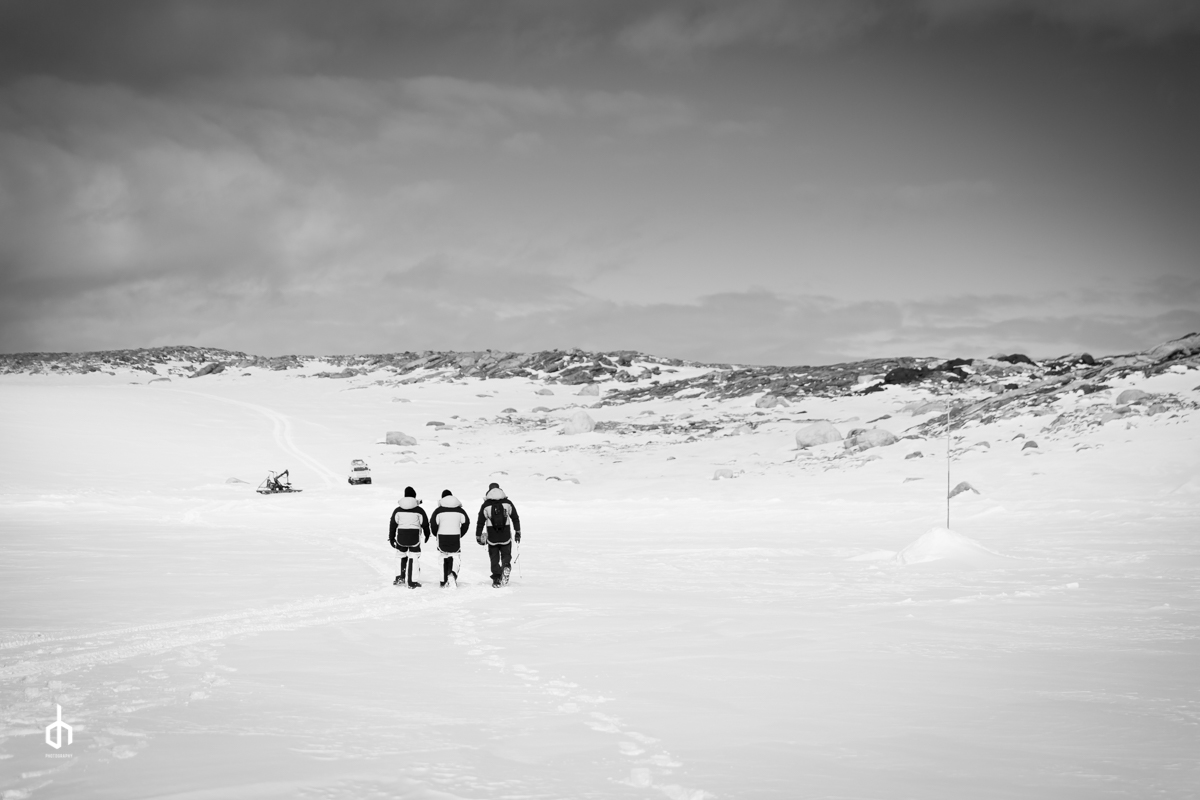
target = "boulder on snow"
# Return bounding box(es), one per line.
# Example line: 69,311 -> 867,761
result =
795,420 -> 842,449
1021,440 -> 1039,450
948,480 -> 979,499
1116,388 -> 1151,405
385,431 -> 418,446
532,406 -> 552,413
189,362 -> 225,378
576,384 -> 600,397
426,420 -> 445,427
996,353 -> 1036,365
561,409 -> 596,435
535,388 -> 555,396
884,367 -> 926,385
756,393 -> 789,409
501,407 -> 517,413
844,428 -> 899,453
712,468 -> 737,480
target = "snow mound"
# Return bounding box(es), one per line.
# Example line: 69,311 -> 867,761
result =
561,409 -> 596,434
895,527 -> 1011,567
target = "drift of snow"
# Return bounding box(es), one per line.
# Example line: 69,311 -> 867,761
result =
894,527 -> 1013,567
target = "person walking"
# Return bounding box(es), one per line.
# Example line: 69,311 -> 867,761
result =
475,482 -> 521,588
430,489 -> 470,588
388,486 -> 430,588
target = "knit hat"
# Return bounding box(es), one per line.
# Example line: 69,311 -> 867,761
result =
488,482 -> 500,490
404,486 -> 416,498
441,489 -> 452,497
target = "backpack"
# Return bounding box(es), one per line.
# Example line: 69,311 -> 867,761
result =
489,502 -> 510,531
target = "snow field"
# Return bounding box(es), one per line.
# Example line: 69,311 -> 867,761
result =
1,369 -> 1198,799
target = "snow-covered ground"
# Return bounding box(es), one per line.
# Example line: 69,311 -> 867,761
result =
2,365 -> 1198,799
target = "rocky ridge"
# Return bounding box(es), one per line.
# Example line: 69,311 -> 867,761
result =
3,334 -> 1198,438
0,346 -> 682,383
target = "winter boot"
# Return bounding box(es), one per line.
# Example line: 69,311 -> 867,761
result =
501,564 -> 511,586
407,557 -> 421,589
448,570 -> 458,589
441,557 -> 453,588
395,557 -> 408,586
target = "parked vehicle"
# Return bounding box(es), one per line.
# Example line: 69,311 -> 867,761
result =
348,459 -> 372,485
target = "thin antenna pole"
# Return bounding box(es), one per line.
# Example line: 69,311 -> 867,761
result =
946,403 -> 951,529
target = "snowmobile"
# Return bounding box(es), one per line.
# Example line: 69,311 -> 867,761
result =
257,469 -> 302,494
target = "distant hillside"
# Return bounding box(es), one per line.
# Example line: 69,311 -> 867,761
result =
2,335 -> 1198,419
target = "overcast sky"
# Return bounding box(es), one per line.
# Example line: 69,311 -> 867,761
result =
1,0 -> 1198,364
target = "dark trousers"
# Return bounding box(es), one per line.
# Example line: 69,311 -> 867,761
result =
488,542 -> 512,581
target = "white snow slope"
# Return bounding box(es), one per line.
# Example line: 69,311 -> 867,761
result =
2,364 -> 1199,799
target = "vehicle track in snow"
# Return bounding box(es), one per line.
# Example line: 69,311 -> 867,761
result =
0,390 -> 355,685
164,388 -> 340,487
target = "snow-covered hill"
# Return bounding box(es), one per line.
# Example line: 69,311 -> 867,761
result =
1,335 -> 1198,799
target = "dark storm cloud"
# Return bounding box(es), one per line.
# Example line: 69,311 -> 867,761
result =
615,0 -> 1200,59
0,0 -> 623,86
913,0 -> 1200,40
4,0 -> 1199,90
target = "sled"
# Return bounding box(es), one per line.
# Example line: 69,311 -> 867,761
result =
257,469 -> 303,494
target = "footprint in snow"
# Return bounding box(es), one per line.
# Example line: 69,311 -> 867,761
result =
445,608 -> 712,800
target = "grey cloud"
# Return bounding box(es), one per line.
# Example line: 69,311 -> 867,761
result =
0,66 -> 690,308
615,0 -> 1200,60
383,257 -> 583,306
779,179 -> 1007,239
0,1 -> 504,86
2,0 -> 1197,96
1136,273 -> 1200,306
2,266 -> 1196,364
912,0 -> 1200,39
616,0 -> 884,58
401,77 -> 695,136
903,294 -> 1041,324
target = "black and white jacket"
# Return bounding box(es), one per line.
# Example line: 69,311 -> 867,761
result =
388,497 -> 430,549
475,487 -> 521,546
430,495 -> 470,553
